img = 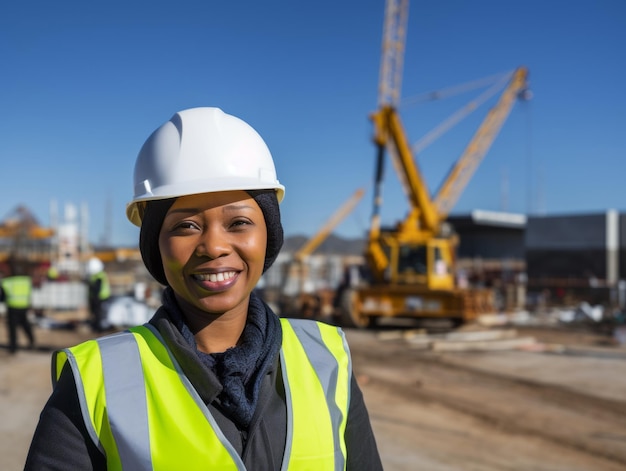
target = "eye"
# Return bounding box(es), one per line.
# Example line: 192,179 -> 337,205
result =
170,220 -> 201,233
229,218 -> 253,230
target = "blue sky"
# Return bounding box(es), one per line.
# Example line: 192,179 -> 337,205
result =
1,0 -> 625,247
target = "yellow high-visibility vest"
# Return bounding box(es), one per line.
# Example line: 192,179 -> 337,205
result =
53,318 -> 350,470
1,276 -> 32,309
90,271 -> 111,300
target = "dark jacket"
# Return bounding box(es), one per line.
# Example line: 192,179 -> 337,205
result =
25,302 -> 383,470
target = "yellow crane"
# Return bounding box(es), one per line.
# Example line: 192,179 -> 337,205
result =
337,0 -> 530,328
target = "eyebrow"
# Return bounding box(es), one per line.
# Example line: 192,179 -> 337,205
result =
167,203 -> 257,216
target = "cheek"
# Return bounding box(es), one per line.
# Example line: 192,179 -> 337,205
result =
158,233 -> 171,265
246,232 -> 268,271
158,235 -> 187,281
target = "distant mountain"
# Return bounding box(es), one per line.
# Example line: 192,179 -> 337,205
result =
283,234 -> 365,256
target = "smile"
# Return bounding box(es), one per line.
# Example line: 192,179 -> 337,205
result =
192,271 -> 237,283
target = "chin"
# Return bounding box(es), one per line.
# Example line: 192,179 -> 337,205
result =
197,296 -> 247,315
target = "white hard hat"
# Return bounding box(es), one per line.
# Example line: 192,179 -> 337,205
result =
87,257 -> 104,276
126,107 -> 285,226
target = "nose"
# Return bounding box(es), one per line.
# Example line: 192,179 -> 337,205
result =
194,226 -> 231,260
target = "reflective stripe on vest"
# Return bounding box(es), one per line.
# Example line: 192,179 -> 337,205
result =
53,318 -> 350,470
280,319 -> 350,470
1,276 -> 32,309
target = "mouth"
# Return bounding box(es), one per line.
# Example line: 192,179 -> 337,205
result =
191,270 -> 239,292
192,271 -> 237,283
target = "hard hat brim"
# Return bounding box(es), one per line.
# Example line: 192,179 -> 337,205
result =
126,182 -> 285,227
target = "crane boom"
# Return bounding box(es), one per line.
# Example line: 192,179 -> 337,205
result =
377,0 -> 409,107
434,66 -> 529,218
368,0 -> 410,276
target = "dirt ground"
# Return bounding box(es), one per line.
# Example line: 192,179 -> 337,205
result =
1,314 -> 626,470
348,320 -> 626,471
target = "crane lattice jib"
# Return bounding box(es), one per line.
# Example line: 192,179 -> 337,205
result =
434,66 -> 529,218
378,0 -> 409,107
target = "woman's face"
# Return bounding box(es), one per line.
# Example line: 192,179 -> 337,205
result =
159,190 -> 267,319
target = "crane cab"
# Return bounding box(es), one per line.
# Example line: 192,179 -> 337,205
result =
387,238 -> 455,291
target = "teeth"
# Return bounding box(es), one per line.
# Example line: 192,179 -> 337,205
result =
195,271 -> 236,282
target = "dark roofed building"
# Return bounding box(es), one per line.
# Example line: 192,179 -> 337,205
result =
449,210 -> 526,260
525,210 -> 621,287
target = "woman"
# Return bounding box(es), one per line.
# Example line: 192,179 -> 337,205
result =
25,107 -> 383,470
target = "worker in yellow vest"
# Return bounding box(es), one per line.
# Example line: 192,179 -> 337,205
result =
86,257 -> 111,332
25,107 -> 383,470
0,267 -> 35,354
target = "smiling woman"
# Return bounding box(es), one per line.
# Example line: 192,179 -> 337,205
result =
158,191 -> 269,352
24,107 -> 383,470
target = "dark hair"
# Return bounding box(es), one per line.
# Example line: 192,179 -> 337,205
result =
139,191 -> 283,285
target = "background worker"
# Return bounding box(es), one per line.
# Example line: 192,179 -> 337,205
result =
0,263 -> 35,354
25,107 -> 382,470
86,256 -> 110,332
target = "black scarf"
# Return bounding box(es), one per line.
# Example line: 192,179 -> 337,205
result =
162,287 -> 282,429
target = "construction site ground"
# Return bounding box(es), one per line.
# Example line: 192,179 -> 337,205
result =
1,312 -> 626,470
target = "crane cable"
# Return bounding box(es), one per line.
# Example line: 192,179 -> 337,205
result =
411,71 -> 515,155
523,94 -> 535,215
400,70 -> 515,107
